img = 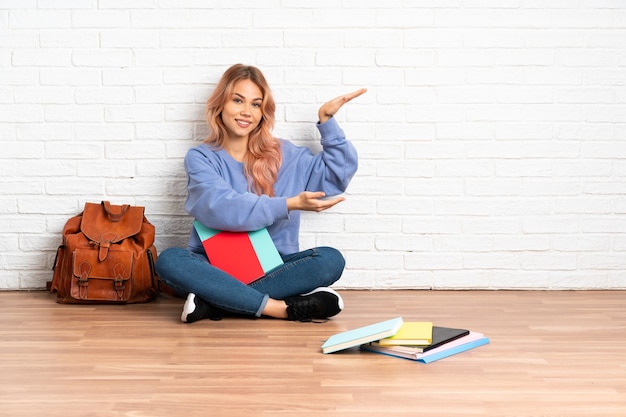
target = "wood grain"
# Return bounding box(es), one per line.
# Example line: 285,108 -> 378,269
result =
1,290 -> 625,416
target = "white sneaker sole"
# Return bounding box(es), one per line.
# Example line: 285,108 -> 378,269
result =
181,293 -> 197,323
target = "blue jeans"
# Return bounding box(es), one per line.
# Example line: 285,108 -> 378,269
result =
155,246 -> 346,317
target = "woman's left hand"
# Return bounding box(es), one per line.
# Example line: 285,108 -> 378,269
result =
286,191 -> 345,213
318,88 -> 367,124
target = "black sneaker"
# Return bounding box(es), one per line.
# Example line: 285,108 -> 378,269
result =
181,293 -> 223,323
284,287 -> 344,322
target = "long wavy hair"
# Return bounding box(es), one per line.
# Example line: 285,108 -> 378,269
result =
204,64 -> 282,196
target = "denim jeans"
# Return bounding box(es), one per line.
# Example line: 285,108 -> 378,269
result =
155,246 -> 346,317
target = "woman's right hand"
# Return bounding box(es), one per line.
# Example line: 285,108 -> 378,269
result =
286,191 -> 345,212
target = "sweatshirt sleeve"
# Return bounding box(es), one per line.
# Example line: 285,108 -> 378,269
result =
304,116 -> 358,195
184,146 -> 289,232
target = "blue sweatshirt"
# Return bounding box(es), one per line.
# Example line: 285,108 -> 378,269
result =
184,117 -> 358,255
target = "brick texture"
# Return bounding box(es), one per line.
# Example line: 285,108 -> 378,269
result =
1,3 -> 625,290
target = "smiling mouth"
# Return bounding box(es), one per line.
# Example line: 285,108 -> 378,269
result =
236,119 -> 251,128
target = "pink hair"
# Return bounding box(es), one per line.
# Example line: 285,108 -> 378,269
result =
205,64 -> 282,196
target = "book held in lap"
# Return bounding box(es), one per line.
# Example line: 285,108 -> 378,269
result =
193,220 -> 284,285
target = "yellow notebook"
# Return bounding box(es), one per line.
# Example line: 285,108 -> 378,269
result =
377,321 -> 433,346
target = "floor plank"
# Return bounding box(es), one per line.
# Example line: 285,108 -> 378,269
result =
1,290 -> 625,416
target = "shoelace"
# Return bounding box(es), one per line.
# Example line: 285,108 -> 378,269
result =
289,301 -> 320,322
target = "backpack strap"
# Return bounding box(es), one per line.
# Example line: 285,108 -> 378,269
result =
102,201 -> 130,222
98,232 -> 117,261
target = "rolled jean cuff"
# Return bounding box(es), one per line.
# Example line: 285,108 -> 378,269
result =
255,293 -> 270,317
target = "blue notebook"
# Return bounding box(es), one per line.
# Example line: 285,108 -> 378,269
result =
321,317 -> 404,354
417,335 -> 489,363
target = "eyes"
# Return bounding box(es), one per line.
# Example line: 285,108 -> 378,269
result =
233,97 -> 262,108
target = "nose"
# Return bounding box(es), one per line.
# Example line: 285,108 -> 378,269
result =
241,104 -> 252,116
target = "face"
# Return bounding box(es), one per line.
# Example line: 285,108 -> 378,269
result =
221,79 -> 263,142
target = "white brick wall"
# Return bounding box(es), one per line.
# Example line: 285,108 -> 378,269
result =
1,2 -> 625,290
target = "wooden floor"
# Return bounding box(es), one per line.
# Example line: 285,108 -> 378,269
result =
1,290 -> 625,417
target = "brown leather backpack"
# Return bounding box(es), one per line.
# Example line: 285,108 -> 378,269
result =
50,201 -> 159,304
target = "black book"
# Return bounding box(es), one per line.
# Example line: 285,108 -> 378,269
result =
368,326 -> 469,353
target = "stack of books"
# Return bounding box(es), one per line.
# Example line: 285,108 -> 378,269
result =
321,317 -> 489,363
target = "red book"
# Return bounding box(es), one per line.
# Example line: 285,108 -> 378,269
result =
193,221 -> 283,285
